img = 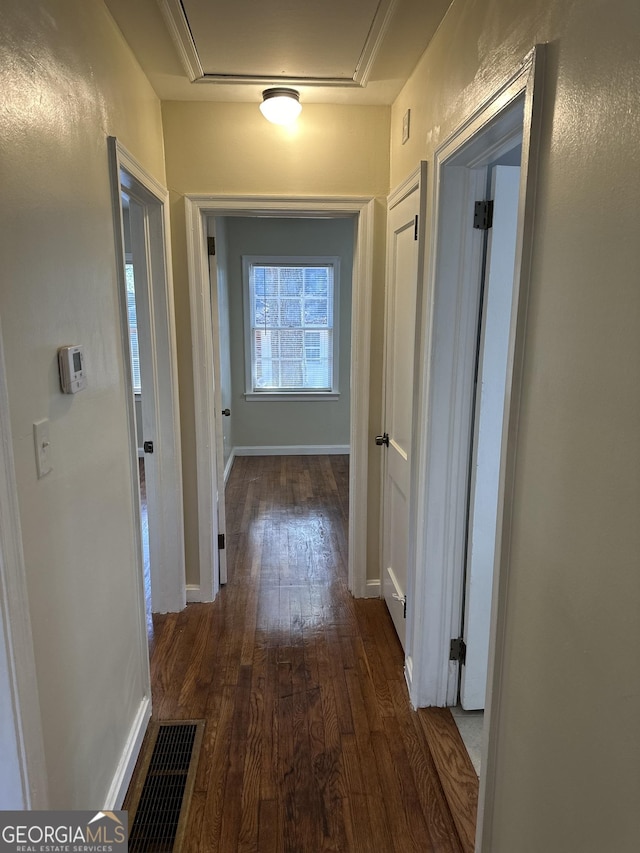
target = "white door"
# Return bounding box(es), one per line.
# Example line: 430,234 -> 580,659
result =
380,166 -> 425,649
460,165 -> 521,709
207,219 -> 228,585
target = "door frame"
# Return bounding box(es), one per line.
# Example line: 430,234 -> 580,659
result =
407,46 -> 545,848
185,195 -> 375,600
108,138 -> 186,614
0,315 -> 48,808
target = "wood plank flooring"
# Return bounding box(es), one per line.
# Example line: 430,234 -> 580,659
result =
142,455 -> 476,852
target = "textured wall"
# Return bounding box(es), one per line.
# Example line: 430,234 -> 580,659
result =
0,0 -> 165,808
391,0 -> 640,849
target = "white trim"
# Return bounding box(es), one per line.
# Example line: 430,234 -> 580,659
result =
156,0 -> 204,81
157,0 -> 394,88
186,584 -> 202,603
400,45 -> 545,852
477,46 -> 546,853
234,445 -> 350,457
109,138 -> 186,615
244,392 -> 341,402
353,0 -> 398,85
0,318 -> 49,809
404,654 -> 414,696
365,579 -> 381,598
185,195 -> 374,601
223,449 -> 236,484
106,697 -> 151,809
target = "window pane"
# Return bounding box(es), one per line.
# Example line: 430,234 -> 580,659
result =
304,298 -> 329,326
280,299 -> 302,327
280,267 -> 303,296
249,261 -> 335,393
125,263 -> 141,393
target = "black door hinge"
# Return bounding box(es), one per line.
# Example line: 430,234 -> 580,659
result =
143,440 -> 154,454
207,236 -> 216,256
450,637 -> 467,664
414,214 -> 419,240
473,200 -> 494,230
218,533 -> 225,550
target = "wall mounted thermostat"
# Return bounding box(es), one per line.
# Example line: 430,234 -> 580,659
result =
58,345 -> 87,394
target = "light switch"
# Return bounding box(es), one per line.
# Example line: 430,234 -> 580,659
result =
33,419 -> 52,479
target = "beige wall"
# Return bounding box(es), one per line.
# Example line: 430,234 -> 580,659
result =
162,102 -> 390,586
390,0 -> 640,849
0,0 -> 165,807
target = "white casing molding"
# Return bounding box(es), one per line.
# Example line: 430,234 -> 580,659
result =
185,195 -> 375,601
108,138 -> 186,615
405,46 -> 545,853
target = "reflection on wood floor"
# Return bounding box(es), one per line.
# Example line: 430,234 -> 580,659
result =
138,457 -> 152,639
145,454 -> 477,852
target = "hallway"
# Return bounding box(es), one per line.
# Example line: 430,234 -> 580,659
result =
143,455 -> 476,851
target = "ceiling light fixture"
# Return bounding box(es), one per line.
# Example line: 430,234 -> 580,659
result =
260,88 -> 302,125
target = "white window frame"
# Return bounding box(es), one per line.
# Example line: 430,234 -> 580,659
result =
242,255 -> 341,400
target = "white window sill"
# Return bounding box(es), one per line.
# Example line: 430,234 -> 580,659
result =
245,391 -> 340,402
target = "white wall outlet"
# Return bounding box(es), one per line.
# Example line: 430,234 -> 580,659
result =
33,419 -> 52,479
402,109 -> 411,145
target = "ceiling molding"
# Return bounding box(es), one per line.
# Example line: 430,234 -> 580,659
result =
156,0 -> 203,82
354,0 -> 398,86
156,0 -> 398,89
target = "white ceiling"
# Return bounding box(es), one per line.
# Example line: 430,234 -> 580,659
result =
104,0 -> 453,105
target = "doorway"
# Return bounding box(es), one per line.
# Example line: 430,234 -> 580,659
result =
405,46 -> 545,850
184,196 -> 375,602
109,139 -> 186,621
208,215 -> 354,583
454,154 -> 522,775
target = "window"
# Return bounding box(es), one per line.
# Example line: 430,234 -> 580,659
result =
125,261 -> 142,394
244,257 -> 340,399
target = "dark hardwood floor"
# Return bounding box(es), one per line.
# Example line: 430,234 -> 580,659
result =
141,455 -> 477,852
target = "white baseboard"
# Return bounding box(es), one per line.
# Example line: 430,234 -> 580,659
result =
365,579 -> 381,598
234,444 -> 350,457
223,449 -> 236,484
405,655 -> 414,701
186,584 -> 202,603
106,696 -> 151,808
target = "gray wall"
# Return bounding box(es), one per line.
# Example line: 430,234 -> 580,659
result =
223,216 -> 353,450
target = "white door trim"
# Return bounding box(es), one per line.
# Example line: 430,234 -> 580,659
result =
0,318 -> 48,808
184,195 -> 375,599
407,46 -> 546,851
108,138 -> 186,614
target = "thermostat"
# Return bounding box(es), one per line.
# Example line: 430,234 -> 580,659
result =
58,345 -> 87,394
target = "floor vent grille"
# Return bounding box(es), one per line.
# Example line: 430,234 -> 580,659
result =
125,720 -> 204,852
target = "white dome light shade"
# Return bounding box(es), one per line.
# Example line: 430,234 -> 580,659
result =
260,88 -> 302,125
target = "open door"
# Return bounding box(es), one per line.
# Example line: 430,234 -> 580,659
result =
206,218 -> 228,586
460,164 -> 521,710
380,164 -> 426,649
